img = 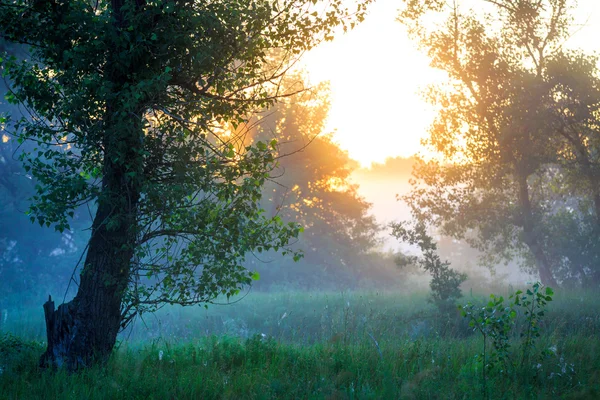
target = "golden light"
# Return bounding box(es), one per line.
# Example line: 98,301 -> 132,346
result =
298,0 -> 600,168
298,0 -> 445,167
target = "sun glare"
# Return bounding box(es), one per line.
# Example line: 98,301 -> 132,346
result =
298,0 -> 445,167
298,0 -> 600,168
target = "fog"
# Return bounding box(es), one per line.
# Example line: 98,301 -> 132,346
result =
1,0 -> 600,397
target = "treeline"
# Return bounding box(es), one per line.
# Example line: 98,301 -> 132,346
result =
245,83 -> 411,289
0,64 -> 408,309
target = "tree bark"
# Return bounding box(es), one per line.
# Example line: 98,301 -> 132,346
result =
516,174 -> 558,288
40,132 -> 142,369
40,0 -> 144,369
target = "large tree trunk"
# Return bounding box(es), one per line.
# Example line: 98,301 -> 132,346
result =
40,139 -> 141,370
517,174 -> 558,288
39,0 -> 147,371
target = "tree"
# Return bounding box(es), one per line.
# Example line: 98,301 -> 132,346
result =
0,0 -> 369,369
250,82 -> 384,288
542,51 -> 600,285
398,0 -> 600,287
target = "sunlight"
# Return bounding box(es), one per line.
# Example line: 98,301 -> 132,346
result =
299,0 -> 600,167
299,0 -> 446,167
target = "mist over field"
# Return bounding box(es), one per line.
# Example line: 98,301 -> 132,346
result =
2,0 -> 600,398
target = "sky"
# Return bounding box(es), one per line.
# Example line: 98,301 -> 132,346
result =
299,0 -> 600,168
297,0 -> 600,253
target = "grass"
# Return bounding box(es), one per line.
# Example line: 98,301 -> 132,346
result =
1,289 -> 599,399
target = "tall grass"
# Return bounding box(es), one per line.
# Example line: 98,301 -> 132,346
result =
1,289 -> 599,399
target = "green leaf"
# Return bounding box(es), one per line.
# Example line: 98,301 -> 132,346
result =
256,141 -> 267,151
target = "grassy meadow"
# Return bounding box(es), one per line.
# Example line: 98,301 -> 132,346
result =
1,289 -> 599,399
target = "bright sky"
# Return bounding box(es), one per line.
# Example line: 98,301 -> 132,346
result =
300,0 -> 600,167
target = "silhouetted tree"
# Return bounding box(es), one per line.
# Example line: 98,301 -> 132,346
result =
399,0 -> 600,287
252,83 -> 384,287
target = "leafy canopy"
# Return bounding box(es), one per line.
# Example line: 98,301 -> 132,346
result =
0,0 -> 370,316
398,0 -> 600,285
251,82 -> 383,287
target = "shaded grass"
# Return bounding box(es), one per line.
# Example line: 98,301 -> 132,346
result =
1,333 -> 599,399
1,289 -> 599,399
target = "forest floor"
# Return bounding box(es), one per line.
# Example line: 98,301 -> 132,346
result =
1,289 -> 599,399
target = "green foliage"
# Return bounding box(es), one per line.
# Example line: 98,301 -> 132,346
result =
0,0 -> 372,321
541,208 -> 600,286
249,83 -> 386,289
460,282 -> 555,396
461,294 -> 515,371
392,221 -> 467,313
0,333 -> 43,378
398,0 -> 600,288
514,282 -> 555,367
460,293 -> 516,397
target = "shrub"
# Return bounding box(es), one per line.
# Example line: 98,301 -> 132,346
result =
460,282 -> 555,397
392,221 -> 467,314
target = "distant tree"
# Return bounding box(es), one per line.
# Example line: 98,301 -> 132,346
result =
0,0 -> 369,369
398,0 -> 600,287
542,51 -> 600,285
356,156 -> 416,180
251,83 -> 384,287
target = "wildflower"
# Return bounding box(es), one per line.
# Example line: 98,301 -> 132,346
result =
278,312 -> 288,326
560,357 -> 567,374
158,350 -> 164,361
548,345 -> 557,354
